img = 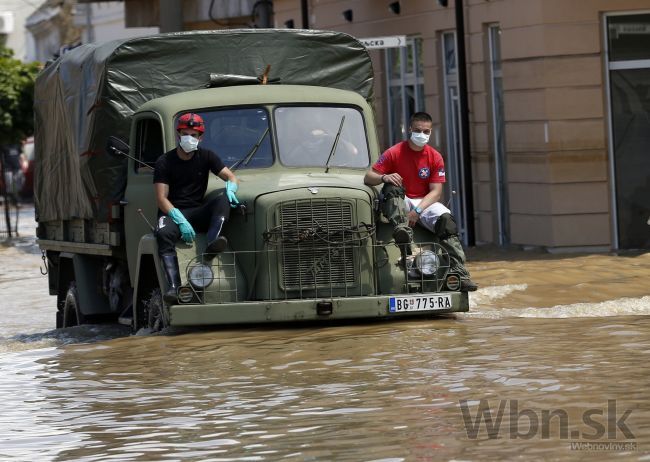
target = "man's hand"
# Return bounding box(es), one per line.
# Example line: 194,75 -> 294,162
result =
226,180 -> 239,208
382,172 -> 403,187
407,209 -> 419,227
168,208 -> 196,243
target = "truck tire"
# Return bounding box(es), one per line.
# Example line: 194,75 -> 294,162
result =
62,282 -> 85,327
146,288 -> 168,332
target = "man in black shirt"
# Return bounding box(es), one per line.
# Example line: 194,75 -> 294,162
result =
154,113 -> 239,304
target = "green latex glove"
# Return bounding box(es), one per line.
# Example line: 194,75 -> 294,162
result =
226,180 -> 239,208
168,208 -> 195,243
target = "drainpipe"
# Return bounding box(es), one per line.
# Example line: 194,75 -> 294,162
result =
455,0 -> 475,245
301,0 -> 309,28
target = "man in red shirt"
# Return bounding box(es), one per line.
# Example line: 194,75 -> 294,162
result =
364,112 -> 477,292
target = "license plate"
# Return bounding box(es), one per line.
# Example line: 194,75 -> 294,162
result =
389,294 -> 452,312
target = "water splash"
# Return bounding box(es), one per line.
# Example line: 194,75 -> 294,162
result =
468,284 -> 528,309
0,324 -> 131,353
466,292 -> 650,319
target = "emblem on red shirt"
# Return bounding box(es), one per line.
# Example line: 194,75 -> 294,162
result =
418,167 -> 430,179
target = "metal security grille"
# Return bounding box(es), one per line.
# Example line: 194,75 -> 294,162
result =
276,199 -> 356,290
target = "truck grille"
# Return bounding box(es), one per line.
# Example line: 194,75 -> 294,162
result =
276,199 -> 357,289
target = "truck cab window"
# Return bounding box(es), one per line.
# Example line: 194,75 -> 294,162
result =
135,118 -> 163,173
193,107 -> 273,169
275,106 -> 370,168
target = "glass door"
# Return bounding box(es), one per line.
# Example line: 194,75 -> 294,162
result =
489,25 -> 509,245
606,13 -> 650,249
442,31 -> 468,244
385,37 -> 425,145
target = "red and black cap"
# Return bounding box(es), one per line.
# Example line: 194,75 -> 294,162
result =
176,113 -> 205,134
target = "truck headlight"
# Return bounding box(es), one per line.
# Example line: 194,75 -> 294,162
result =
414,250 -> 439,277
188,263 -> 214,289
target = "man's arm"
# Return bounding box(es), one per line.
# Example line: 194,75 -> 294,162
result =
364,169 -> 384,186
217,166 -> 238,184
364,169 -> 403,187
419,182 -> 443,211
407,182 -> 443,226
218,166 -> 240,206
154,182 -> 174,214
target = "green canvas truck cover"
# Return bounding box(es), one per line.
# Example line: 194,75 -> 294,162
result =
33,29 -> 374,223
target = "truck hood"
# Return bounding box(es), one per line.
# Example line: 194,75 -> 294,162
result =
206,171 -> 377,204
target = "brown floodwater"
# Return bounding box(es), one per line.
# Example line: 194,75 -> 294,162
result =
1,206 -> 649,461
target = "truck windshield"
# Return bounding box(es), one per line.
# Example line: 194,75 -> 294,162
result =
191,107 -> 273,169
275,106 -> 370,168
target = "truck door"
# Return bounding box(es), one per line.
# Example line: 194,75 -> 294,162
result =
123,113 -> 165,283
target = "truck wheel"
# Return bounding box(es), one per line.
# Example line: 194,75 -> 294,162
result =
62,283 -> 85,327
146,288 -> 169,332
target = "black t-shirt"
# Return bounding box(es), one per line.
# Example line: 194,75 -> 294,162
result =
153,147 -> 226,209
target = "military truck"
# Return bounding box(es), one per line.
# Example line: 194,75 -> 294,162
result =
33,29 -> 469,332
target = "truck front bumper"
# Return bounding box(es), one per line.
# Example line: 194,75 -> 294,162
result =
169,292 -> 469,326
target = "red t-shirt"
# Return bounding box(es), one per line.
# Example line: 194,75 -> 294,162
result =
372,141 -> 446,198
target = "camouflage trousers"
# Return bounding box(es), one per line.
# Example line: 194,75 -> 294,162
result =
380,184 -> 470,279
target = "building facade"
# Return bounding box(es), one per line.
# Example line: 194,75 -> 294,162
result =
271,0 -> 650,252
24,0 -> 81,63
24,1 -> 158,63
1,0 -> 38,61
74,2 -> 158,45
75,0 -> 650,251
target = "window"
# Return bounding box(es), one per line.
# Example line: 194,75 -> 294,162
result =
607,14 -> 650,62
488,24 -> 509,245
274,106 -> 369,168
441,31 -> 468,243
385,37 -> 425,145
187,107 -> 273,170
134,117 -> 163,173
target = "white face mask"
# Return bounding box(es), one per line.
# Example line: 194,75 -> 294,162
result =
179,135 -> 199,152
410,131 -> 430,147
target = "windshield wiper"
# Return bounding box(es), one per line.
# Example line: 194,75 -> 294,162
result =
230,127 -> 270,171
324,115 -> 345,173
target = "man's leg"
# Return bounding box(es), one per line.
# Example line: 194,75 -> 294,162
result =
156,215 -> 182,304
184,195 -> 231,255
380,184 -> 412,245
432,213 -> 478,292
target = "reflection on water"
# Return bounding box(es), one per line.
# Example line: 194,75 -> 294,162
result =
1,210 -> 649,460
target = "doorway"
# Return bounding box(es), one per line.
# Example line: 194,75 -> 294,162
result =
605,13 -> 650,249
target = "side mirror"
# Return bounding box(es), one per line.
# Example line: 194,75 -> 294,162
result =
106,135 -> 155,171
106,136 -> 130,157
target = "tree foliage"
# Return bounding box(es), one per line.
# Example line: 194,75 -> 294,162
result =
0,46 -> 41,145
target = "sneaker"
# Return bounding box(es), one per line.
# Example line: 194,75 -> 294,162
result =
205,236 -> 228,255
392,226 -> 411,245
460,278 -> 478,292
